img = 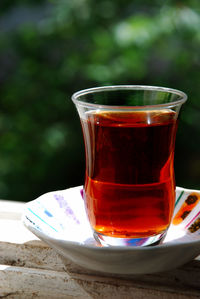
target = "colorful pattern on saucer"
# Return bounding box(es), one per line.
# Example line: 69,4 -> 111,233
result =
164,189 -> 200,243
23,186 -> 200,247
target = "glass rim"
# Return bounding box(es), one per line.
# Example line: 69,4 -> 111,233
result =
72,85 -> 187,109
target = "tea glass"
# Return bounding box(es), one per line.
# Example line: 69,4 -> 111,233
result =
72,85 -> 187,246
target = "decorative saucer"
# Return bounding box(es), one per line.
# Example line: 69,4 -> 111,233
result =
22,186 -> 200,274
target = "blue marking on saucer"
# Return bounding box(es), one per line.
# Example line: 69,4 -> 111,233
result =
44,210 -> 53,217
28,208 -> 58,232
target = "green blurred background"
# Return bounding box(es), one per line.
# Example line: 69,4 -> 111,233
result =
0,0 -> 199,202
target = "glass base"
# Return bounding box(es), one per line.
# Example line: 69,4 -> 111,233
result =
93,231 -> 166,247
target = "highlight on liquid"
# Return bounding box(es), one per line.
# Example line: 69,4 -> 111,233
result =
81,110 -> 178,238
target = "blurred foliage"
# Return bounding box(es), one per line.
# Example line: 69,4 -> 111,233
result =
0,0 -> 200,201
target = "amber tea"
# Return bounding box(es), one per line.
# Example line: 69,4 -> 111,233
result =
81,110 -> 177,239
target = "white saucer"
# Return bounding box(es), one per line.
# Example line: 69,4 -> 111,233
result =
22,186 -> 200,274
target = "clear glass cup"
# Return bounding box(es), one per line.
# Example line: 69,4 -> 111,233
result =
72,85 -> 187,246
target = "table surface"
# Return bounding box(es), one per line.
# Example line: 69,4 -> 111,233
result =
1,199 -> 200,299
